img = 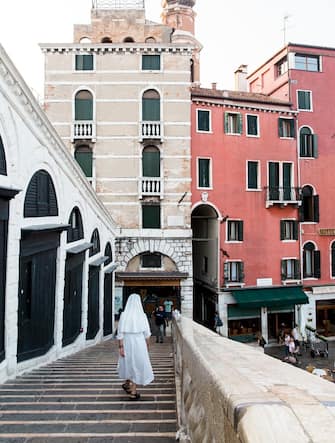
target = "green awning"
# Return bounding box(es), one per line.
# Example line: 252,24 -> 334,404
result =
232,286 -> 308,309
228,305 -> 260,320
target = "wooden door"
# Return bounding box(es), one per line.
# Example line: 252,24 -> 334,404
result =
86,266 -> 100,340
103,272 -> 113,336
62,253 -> 84,347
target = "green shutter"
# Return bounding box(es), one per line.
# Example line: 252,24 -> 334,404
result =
224,113 -> 229,133
238,221 -> 243,241
75,99 -> 93,120
142,98 -> 160,121
313,195 -> 319,222
198,159 -> 210,187
283,163 -> 292,200
293,221 -> 299,240
314,250 -> 321,278
238,113 -> 243,134
278,118 -> 284,137
281,259 -> 286,280
75,55 -> 93,71
143,151 -> 160,177
198,110 -> 210,131
142,205 -> 161,229
142,55 -> 161,70
248,161 -> 258,189
290,119 -> 296,138
75,150 -> 93,177
280,220 -> 285,240
239,262 -> 245,282
313,134 -> 318,158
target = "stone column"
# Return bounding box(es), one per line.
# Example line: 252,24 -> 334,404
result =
261,306 -> 268,343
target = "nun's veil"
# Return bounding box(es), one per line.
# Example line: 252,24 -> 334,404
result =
118,293 -> 150,334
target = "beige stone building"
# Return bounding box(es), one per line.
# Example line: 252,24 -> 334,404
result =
40,0 -> 201,316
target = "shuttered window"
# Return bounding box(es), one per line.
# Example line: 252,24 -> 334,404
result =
0,136 -> 6,175
303,242 -> 320,278
300,186 -> 319,222
142,148 -> 160,177
104,243 -> 113,265
142,55 -> 161,71
142,90 -> 160,121
75,90 -> 93,121
198,158 -> 211,188
227,220 -> 243,241
331,243 -> 335,278
142,204 -> 161,229
247,161 -> 258,189
224,261 -> 244,283
75,146 -> 93,177
89,229 -> 101,257
67,207 -> 84,243
280,220 -> 298,240
278,118 -> 295,138
297,90 -> 312,110
225,112 -> 242,134
246,115 -> 259,136
197,110 -> 210,132
75,54 -> 94,71
300,127 -> 318,158
281,259 -> 300,280
24,170 -> 58,217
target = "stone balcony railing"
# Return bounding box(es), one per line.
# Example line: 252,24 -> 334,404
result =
140,121 -> 163,140
139,177 -> 163,198
173,316 -> 335,442
71,121 -> 96,142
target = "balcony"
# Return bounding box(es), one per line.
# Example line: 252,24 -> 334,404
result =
71,121 -> 96,142
139,177 -> 163,199
140,121 -> 163,141
265,187 -> 301,208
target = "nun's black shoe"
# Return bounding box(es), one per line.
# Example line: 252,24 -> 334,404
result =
129,392 -> 141,400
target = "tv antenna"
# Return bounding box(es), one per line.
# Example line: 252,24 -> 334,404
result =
282,13 -> 291,45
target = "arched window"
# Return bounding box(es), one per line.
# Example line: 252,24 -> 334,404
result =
299,185 -> 319,222
104,242 -> 113,265
74,145 -> 93,178
79,37 -> 92,44
67,207 -> 84,243
123,37 -> 135,42
0,135 -> 7,175
24,170 -> 58,217
303,242 -> 320,279
75,90 -> 93,121
145,37 -> 156,43
89,229 -> 100,257
300,126 -> 318,158
142,146 -> 160,177
142,89 -> 160,121
101,37 -> 112,43
331,242 -> 335,278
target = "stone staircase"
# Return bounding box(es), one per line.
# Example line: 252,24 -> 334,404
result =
0,338 -> 177,442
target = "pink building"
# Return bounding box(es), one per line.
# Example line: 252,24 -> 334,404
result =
191,85 -> 308,342
248,43 -> 335,338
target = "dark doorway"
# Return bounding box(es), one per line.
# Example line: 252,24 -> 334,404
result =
268,310 -> 294,340
17,230 -> 59,362
87,265 -> 100,340
62,252 -> 84,347
0,198 -> 9,362
103,272 -> 113,336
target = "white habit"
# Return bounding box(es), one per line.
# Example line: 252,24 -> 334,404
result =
117,294 -> 154,386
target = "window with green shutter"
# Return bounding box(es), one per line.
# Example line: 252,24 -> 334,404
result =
278,118 -> 295,138
75,54 -> 94,71
142,90 -> 160,121
142,55 -> 161,71
246,115 -> 259,136
280,220 -> 298,241
142,205 -> 161,229
224,112 -> 242,134
198,158 -> 210,188
24,170 -> 58,217
142,147 -> 160,177
197,110 -> 210,132
75,145 -> 93,177
75,90 -> 93,120
227,220 -> 243,241
297,90 -> 312,110
247,161 -> 258,189
300,127 -> 318,158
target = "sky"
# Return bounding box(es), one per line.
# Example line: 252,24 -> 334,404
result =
0,0 -> 335,99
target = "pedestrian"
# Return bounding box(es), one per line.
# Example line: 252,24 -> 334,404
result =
284,332 -> 290,358
163,298 -> 173,325
214,311 -> 223,335
291,324 -> 301,354
117,293 -> 154,400
153,305 -> 166,343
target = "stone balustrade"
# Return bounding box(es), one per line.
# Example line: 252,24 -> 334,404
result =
173,316 -> 335,442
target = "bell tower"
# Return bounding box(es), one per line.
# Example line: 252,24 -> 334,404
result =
162,0 -> 196,35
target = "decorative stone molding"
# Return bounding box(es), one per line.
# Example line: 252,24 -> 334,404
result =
40,44 -> 194,55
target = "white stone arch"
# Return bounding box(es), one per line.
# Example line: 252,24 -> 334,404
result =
301,183 -> 317,195
191,200 -> 222,220
0,105 -> 20,179
125,239 -> 182,270
302,239 -> 318,250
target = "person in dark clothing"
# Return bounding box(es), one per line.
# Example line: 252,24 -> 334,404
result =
153,305 -> 166,343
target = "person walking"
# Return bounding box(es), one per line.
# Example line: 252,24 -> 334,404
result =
117,293 -> 154,400
154,305 -> 166,343
214,311 -> 223,335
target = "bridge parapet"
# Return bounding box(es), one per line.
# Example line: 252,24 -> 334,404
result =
173,317 -> 335,442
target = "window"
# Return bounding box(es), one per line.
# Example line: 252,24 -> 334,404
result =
142,54 -> 161,71
202,256 -> 208,274
67,207 -> 84,243
0,135 -> 7,175
75,145 -> 93,178
197,158 -> 211,188
278,118 -> 295,138
331,242 -> 335,278
75,90 -> 93,121
303,242 -> 320,278
104,243 -> 113,265
227,220 -> 243,242
246,115 -> 259,136
299,185 -> 319,222
89,229 -> 100,257
224,261 -> 244,283
300,127 -> 318,158
294,54 -> 320,72
197,110 -> 210,132
142,146 -> 160,177
24,170 -> 58,217
247,161 -> 259,190
281,259 -> 300,280
297,90 -> 312,111
224,112 -> 242,134
280,220 -> 298,240
142,204 -> 161,229
276,56 -> 288,77
268,162 -> 294,201
142,89 -> 160,121
141,253 -> 162,268
75,54 -> 94,71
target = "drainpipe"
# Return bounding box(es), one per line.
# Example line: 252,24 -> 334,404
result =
169,27 -> 175,43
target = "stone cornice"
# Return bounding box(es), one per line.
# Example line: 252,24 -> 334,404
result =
39,43 -> 194,55
0,44 -> 118,232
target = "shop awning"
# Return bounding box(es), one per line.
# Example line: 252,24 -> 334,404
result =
232,286 -> 308,309
228,305 -> 260,320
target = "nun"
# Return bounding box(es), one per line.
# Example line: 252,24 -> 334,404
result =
117,293 -> 154,400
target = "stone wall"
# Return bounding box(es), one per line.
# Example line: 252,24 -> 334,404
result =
173,317 -> 335,442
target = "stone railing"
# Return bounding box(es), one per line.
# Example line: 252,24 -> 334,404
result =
72,121 -> 96,141
173,317 -> 335,442
139,177 -> 163,198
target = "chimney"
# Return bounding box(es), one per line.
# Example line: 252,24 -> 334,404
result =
211,82 -> 217,90
234,64 -> 248,92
